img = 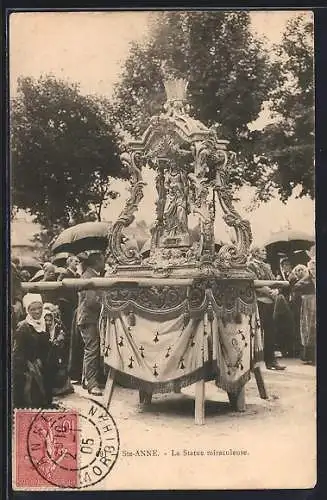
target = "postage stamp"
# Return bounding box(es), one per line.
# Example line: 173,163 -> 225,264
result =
13,398 -> 120,490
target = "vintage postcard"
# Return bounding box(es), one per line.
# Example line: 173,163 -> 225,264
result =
9,10 -> 316,491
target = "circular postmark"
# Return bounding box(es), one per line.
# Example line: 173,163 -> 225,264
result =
27,398 -> 120,489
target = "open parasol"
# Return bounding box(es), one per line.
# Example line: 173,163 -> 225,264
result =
51,222 -> 112,255
264,230 -> 315,275
264,230 -> 315,253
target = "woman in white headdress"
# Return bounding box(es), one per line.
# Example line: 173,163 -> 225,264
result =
13,294 -> 53,408
300,257 -> 316,364
289,264 -> 315,360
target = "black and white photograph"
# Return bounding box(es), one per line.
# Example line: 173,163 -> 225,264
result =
9,10 -> 315,490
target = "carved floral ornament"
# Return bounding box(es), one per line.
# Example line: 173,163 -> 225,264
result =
107,76 -> 252,272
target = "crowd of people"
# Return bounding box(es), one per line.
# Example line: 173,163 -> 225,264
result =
11,251 -> 107,409
247,244 -> 316,369
11,243 -> 316,410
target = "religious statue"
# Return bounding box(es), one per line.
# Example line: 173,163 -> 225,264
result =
107,74 -> 252,271
160,166 -> 190,248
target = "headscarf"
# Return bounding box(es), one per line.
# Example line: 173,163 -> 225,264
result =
292,264 -> 308,277
23,293 -> 43,311
289,264 -> 309,285
43,302 -> 61,321
22,293 -> 45,333
307,259 -> 316,281
43,301 -> 57,312
42,303 -> 56,340
306,244 -> 316,260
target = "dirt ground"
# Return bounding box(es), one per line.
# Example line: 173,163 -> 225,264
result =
57,358 -> 316,491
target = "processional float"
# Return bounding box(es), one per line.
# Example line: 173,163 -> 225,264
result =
99,75 -> 265,423
23,76 -> 280,424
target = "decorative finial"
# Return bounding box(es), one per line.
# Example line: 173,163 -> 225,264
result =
163,79 -> 188,104
160,61 -> 188,108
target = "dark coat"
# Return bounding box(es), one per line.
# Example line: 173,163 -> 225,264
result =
58,268 -> 81,302
11,264 -> 23,303
42,277 -> 60,306
11,264 -> 24,327
76,267 -> 103,326
57,268 -> 80,330
13,320 -> 52,408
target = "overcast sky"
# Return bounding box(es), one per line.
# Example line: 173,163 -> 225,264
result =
9,10 -> 313,97
9,10 -> 314,244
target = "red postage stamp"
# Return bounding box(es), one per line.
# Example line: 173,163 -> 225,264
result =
13,400 -> 120,490
14,410 -> 79,489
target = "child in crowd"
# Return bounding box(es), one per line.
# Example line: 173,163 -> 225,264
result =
43,303 -> 74,396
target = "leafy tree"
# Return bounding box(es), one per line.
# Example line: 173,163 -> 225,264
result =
31,228 -> 61,262
113,11 -> 275,191
11,76 -> 124,230
257,14 -> 314,201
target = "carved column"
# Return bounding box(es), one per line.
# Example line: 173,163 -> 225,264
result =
189,141 -> 215,262
210,147 -> 253,267
107,151 -> 146,265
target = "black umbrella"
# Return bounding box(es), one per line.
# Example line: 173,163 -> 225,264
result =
264,230 -> 314,253
264,230 -> 315,275
51,222 -> 112,255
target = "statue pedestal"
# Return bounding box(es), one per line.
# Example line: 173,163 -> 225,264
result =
100,271 -> 264,424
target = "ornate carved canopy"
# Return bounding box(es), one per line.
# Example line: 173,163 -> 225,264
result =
107,77 -> 253,276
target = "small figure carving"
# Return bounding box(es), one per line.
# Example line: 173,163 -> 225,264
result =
161,166 -> 190,247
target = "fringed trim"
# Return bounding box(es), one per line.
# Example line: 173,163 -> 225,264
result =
102,296 -> 256,323
110,362 -> 215,394
207,290 -> 256,322
103,296 -> 190,318
102,299 -> 201,322
214,368 -> 251,394
102,299 -> 211,322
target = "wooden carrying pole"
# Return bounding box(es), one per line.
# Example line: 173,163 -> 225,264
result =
21,277 -> 194,292
253,280 -> 289,288
21,278 -> 289,292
